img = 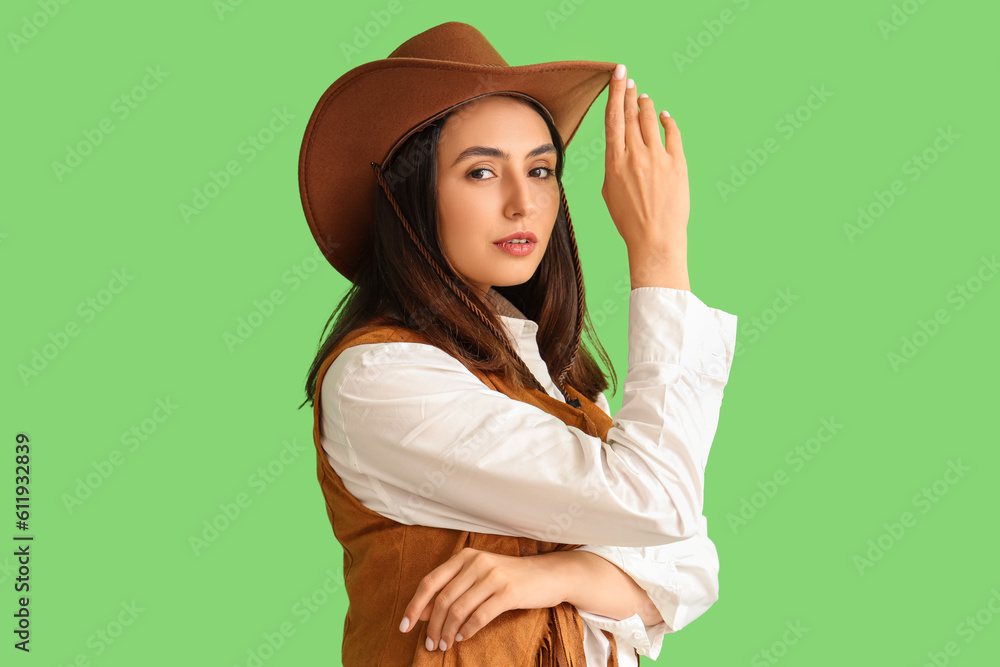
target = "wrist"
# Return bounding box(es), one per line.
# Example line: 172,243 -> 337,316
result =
627,241 -> 690,291
541,550 -> 589,608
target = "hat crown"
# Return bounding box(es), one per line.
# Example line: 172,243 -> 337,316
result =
388,21 -> 509,67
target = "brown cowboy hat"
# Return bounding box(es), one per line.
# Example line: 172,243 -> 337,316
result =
298,20 -> 616,282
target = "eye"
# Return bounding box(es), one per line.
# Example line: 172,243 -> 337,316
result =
468,168 -> 495,180
467,166 -> 554,181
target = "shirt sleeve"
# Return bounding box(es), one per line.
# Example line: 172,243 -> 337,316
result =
319,287 -> 738,547
574,386 -> 720,659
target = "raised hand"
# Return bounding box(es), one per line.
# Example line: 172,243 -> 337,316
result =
602,64 -> 691,290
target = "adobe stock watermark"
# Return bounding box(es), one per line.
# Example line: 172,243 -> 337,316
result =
844,126 -> 959,244
188,439 -> 309,556
179,106 -> 295,223
339,0 -> 416,63
671,0 -> 756,73
887,254 -> 997,372
61,398 -> 179,514
561,133 -> 608,187
545,0 -> 591,31
51,66 -> 169,182
222,247 -> 326,352
56,600 -> 145,664
918,587 -> 1000,667
231,566 -> 345,667
17,268 -> 135,386
213,0 -> 248,21
717,84 -> 833,202
877,0 -> 933,41
750,620 -> 809,667
852,458 -> 970,576
8,0 -> 72,54
734,288 -> 798,358
727,417 -> 843,534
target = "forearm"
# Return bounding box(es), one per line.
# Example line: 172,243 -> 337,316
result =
546,550 -> 664,626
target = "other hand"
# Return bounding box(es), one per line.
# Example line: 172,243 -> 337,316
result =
399,547 -> 568,652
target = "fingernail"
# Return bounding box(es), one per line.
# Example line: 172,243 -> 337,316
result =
439,639 -> 447,651
661,110 -> 671,118
626,78 -> 635,89
639,93 -> 648,99
456,633 -> 464,642
425,637 -> 435,651
613,63 -> 625,79
399,617 -> 409,633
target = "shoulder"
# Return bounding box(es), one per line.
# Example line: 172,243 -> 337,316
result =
320,340 -> 487,401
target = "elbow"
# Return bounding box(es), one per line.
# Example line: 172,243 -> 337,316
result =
671,579 -> 719,634
650,507 -> 704,543
669,547 -> 720,633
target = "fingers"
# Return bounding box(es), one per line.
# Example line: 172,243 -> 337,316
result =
623,77 -> 641,152
428,573 -> 496,651
661,113 -> 686,168
400,556 -> 463,638
637,94 -> 660,148
399,548 -> 503,653
605,65 -> 671,158
604,63 -> 627,155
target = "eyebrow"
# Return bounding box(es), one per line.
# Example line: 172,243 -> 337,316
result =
450,143 -> 556,167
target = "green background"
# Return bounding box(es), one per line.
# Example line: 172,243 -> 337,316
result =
4,0 -> 998,664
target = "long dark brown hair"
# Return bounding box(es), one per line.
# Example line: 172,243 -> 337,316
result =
299,96 -> 617,410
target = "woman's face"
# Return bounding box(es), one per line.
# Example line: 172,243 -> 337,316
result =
436,96 -> 560,296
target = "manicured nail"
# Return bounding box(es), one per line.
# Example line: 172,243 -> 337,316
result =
456,633 -> 464,642
399,617 -> 409,633
613,63 -> 625,79
439,639 -> 447,651
425,637 -> 435,651
626,78 -> 635,89
639,93 -> 648,99
661,110 -> 671,118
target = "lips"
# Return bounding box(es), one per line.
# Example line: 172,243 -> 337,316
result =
494,231 -> 538,244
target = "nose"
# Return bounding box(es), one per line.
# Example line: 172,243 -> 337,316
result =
503,172 -> 536,219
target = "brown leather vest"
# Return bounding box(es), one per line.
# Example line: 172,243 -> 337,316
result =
312,318 -> 639,666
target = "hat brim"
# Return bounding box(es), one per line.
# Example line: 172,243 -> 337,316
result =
299,59 -> 616,281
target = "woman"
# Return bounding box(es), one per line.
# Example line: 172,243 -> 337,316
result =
298,22 -> 737,666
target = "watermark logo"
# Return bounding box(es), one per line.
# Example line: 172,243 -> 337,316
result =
877,0 -> 934,40
179,106 -> 295,223
727,417 -> 842,534
886,255 -> 996,372
18,268 -> 135,385
750,619 -> 809,667
671,0 -> 755,72
844,127 -> 959,244
51,66 -> 169,182
8,0 -> 73,54
852,458 -> 970,575
717,85 -> 833,202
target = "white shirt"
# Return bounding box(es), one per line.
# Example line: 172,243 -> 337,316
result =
318,286 -> 738,665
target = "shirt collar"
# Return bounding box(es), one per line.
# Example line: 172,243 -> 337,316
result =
484,287 -> 539,343
483,288 -> 563,401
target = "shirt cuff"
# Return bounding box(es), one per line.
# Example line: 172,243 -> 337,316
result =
577,609 -> 668,659
628,287 -> 738,381
571,544 -> 682,660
